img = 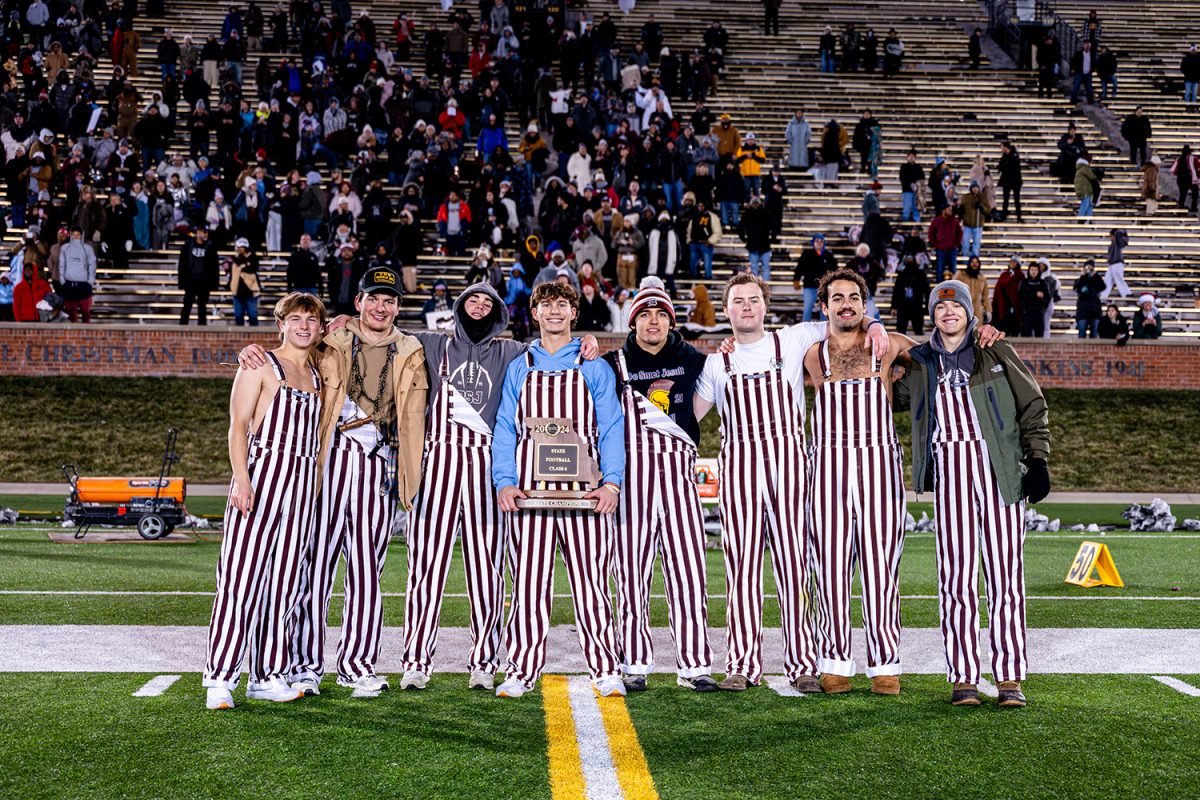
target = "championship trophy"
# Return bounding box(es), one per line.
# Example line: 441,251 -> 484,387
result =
514,417 -> 603,510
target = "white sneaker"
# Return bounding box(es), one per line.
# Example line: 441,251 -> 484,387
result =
245,678 -> 304,703
594,675 -> 627,697
206,687 -> 235,710
468,670 -> 495,690
337,674 -> 390,698
495,678 -> 527,698
399,670 -> 429,691
290,676 -> 321,697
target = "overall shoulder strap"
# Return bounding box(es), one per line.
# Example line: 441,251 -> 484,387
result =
615,348 -> 629,383
264,351 -> 286,382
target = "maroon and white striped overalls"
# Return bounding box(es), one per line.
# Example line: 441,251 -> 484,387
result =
289,345 -> 396,684
717,332 -> 819,684
612,349 -> 712,679
205,353 -> 321,690
809,340 -> 906,678
932,363 -> 1027,685
503,350 -> 621,689
401,348 -> 505,676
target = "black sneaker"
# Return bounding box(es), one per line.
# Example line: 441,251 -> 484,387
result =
677,675 -> 719,692
623,674 -> 648,692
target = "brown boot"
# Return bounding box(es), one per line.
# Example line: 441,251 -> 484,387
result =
819,674 -> 852,694
871,676 -> 900,696
791,674 -> 822,694
718,674 -> 750,692
998,681 -> 1027,708
951,683 -> 981,706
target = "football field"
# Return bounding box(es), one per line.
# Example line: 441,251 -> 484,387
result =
1,524 -> 1198,799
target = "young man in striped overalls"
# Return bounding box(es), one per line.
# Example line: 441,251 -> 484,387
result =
398,284 -> 598,692
603,277 -> 718,693
694,273 -> 889,693
895,280 -> 1050,708
804,269 -> 914,696
204,293 -> 327,710
290,268 -> 428,697
492,281 -> 627,698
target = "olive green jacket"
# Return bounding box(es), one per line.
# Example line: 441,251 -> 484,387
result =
894,335 -> 1049,505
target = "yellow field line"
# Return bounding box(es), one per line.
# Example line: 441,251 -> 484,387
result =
597,693 -> 659,800
543,675 -> 587,800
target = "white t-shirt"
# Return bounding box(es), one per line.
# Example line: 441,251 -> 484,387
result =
695,322 -> 827,419
549,89 -> 570,115
338,396 -> 390,458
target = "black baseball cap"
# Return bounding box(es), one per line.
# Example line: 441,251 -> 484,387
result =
359,267 -> 402,296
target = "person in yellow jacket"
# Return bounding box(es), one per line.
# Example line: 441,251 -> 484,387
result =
736,132 -> 767,200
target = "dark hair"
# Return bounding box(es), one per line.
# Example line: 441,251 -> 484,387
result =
817,268 -> 869,307
531,281 -> 579,312
722,272 -> 770,308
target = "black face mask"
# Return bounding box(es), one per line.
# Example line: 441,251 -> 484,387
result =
462,302 -> 499,343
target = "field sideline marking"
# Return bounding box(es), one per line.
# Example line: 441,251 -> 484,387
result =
763,676 -> 805,697
10,527 -> 1200,541
2,590 -> 1196,602
1151,676 -> 1200,697
542,676 -> 587,800
132,674 -> 180,697
566,676 -> 623,800
977,679 -> 1000,699
595,681 -> 660,800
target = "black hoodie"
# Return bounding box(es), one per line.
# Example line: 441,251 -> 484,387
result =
603,329 -> 707,445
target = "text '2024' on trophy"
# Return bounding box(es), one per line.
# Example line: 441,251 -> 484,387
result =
515,417 -> 603,511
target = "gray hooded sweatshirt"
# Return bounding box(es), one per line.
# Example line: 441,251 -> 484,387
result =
412,282 -> 526,429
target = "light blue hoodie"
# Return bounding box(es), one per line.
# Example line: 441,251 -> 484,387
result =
492,337 -> 625,491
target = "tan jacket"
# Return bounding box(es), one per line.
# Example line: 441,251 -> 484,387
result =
960,270 -> 990,322
711,124 -> 740,157
316,322 -> 428,509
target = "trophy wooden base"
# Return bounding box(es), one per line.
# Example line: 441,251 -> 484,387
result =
515,490 -> 597,511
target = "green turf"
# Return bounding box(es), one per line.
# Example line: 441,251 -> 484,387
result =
0,674 -> 551,800
2,378 -> 1198,491
4,492 -> 1199,529
628,674 -> 1200,799
0,673 -> 1196,799
0,527 -> 1195,627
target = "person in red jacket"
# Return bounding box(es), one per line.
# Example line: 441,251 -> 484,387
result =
436,189 -> 473,256
438,99 -> 466,141
991,255 -> 1024,337
13,263 -> 51,322
927,204 -> 963,282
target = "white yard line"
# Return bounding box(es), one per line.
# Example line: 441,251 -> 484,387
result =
2,590 -> 1195,601
10,527 -> 1200,540
566,676 -> 623,800
1151,676 -> 1200,697
5,626 -> 1197,675
763,675 -> 805,697
977,678 -> 999,698
132,674 -> 180,697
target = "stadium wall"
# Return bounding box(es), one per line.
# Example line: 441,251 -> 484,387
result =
0,324 -> 1196,389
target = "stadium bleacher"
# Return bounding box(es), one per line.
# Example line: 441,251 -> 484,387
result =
7,0 -> 1198,336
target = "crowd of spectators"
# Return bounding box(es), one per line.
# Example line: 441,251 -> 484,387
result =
0,0 -> 1187,340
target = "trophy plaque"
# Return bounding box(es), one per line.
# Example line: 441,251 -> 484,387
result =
515,417 -> 603,510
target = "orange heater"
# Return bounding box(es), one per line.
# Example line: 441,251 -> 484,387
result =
73,477 -> 187,505
62,429 -> 188,540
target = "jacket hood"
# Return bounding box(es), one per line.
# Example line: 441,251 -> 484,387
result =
453,282 -> 510,342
